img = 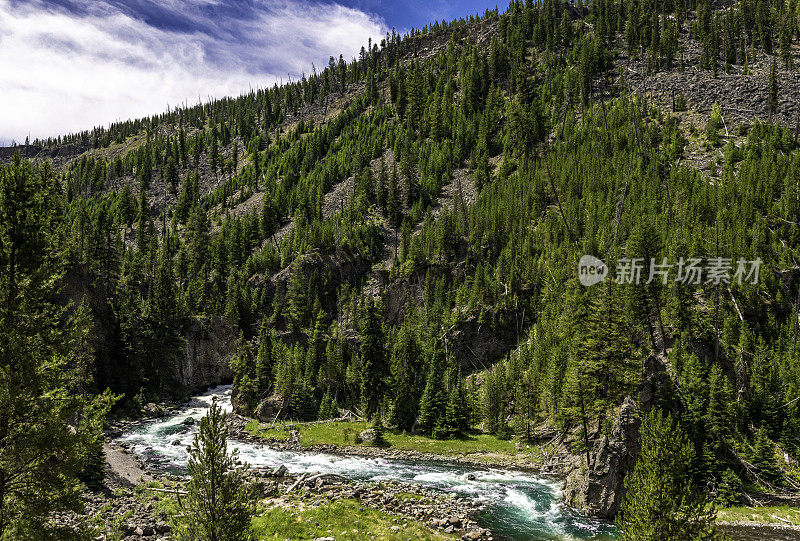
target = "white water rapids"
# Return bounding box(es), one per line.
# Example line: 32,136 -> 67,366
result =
118,385 -> 616,540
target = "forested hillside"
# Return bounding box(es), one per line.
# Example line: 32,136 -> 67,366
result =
4,0 -> 800,533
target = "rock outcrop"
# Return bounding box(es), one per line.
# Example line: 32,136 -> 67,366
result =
563,397 -> 640,518
563,355 -> 672,518
177,316 -> 237,393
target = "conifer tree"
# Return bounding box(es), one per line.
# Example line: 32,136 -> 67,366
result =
417,348 -> 447,435
482,361 -> 507,436
137,186 -> 152,252
287,261 -> 309,331
442,363 -> 469,436
224,271 -> 241,328
177,400 -> 256,541
140,238 -> 184,388
255,322 -> 274,397
389,319 -> 423,431
359,298 -> 387,417
371,409 -> 388,446
318,389 -> 338,419
0,156 -> 114,537
769,58 -> 778,121
617,409 -> 718,540
752,429 -> 781,482
706,102 -> 723,146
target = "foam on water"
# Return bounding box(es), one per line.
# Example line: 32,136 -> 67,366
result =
118,385 -> 616,540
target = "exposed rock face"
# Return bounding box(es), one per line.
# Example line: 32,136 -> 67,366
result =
563,397 -> 641,518
382,274 -> 519,373
563,355 -> 671,518
177,316 -> 237,393
251,396 -> 284,421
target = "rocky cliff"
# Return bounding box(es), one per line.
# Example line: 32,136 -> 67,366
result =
563,397 -> 641,518
64,262 -> 237,395
562,355 -> 674,518
177,316 -> 237,393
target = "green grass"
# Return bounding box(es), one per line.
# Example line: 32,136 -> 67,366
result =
247,420 -> 534,461
245,419 -> 291,441
251,499 -> 456,540
132,479 -> 182,518
716,505 -> 800,525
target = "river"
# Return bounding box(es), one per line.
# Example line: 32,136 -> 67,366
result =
116,385 -> 799,541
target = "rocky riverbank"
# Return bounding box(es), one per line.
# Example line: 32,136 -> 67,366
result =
56,428 -> 496,540
249,464 -> 494,540
49,442 -> 176,540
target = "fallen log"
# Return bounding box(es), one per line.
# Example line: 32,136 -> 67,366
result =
285,472 -> 308,493
143,487 -> 188,495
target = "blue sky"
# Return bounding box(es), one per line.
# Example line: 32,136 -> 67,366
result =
0,0 -> 501,144
338,1 -> 499,29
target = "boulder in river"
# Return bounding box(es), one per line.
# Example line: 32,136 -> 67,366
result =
142,403 -> 165,417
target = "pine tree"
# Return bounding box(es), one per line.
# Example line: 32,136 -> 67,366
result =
166,156 -> 178,192
769,58 -> 778,121
359,298 -> 387,417
387,164 -> 401,227
569,279 -> 635,429
617,409 -> 718,540
287,261 -> 309,331
260,191 -> 279,249
143,240 -> 184,387
442,363 -> 469,436
705,365 -> 736,443
230,345 -> 258,414
136,186 -> 152,252
417,349 -> 447,436
371,409 -> 388,446
0,155 -> 114,537
177,400 -> 256,541
716,468 -> 743,507
389,319 -> 423,431
752,429 -> 781,482
255,322 -> 274,398
318,389 -> 338,419
482,362 -> 507,436
706,102 -> 722,146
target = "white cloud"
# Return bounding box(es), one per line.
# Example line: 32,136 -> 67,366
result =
0,0 -> 388,143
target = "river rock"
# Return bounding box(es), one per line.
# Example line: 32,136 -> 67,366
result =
253,396 -> 282,421
359,429 -> 376,443
142,403 -> 164,417
255,480 -> 277,497
134,524 -> 154,536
